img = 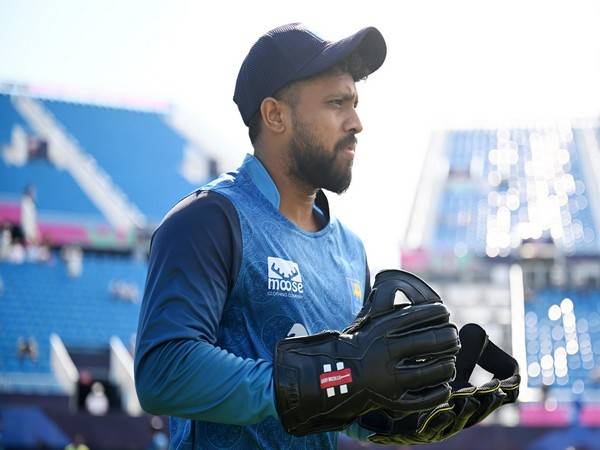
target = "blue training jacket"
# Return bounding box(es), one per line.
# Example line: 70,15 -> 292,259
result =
134,154 -> 372,449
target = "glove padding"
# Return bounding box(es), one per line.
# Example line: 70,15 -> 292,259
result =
274,269 -> 460,436
360,323 -> 520,444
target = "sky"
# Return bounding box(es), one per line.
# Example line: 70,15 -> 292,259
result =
1,0 -> 600,270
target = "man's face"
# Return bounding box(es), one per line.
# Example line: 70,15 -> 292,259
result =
286,72 -> 363,194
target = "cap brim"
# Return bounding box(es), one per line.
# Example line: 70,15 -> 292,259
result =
295,27 -> 387,81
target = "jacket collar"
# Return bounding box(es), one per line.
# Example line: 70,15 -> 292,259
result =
240,153 -> 330,220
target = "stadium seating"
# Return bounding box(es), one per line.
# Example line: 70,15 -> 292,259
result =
524,288 -> 600,394
0,255 -> 146,392
433,128 -> 599,256
0,94 -> 102,219
43,99 -> 199,221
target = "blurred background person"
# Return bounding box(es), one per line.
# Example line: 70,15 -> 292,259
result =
85,382 -> 109,416
20,184 -> 39,246
62,244 -> 83,278
16,336 -> 38,366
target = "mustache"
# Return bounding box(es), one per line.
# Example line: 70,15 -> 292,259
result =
334,134 -> 357,153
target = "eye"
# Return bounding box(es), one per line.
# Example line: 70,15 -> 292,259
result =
329,99 -> 343,107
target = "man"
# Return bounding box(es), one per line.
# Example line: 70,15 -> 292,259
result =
134,23 -> 458,448
20,184 -> 39,246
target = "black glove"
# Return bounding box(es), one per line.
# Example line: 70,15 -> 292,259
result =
360,323 -> 520,445
273,269 -> 460,436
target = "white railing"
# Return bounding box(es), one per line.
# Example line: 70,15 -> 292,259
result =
1,124 -> 28,166
50,333 -> 78,395
109,336 -> 142,416
12,96 -> 146,231
509,264 -> 538,402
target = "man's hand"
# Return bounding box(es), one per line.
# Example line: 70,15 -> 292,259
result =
274,269 -> 461,436
360,323 -> 520,444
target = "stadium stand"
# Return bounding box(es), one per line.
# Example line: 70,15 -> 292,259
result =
524,287 -> 600,397
0,255 -> 145,393
430,127 -> 600,257
0,88 -> 219,448
0,95 -> 102,219
42,99 -> 201,222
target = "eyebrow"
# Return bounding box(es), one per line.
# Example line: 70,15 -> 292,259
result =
328,91 -> 359,106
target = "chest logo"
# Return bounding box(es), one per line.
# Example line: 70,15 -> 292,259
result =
267,256 -> 304,297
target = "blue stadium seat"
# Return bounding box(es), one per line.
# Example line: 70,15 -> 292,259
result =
524,289 -> 600,394
0,95 -> 103,219
0,256 -> 146,391
43,99 -> 201,222
433,128 -> 600,256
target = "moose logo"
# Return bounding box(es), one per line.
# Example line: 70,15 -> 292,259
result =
267,257 -> 304,297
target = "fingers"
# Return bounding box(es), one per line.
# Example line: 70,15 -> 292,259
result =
388,323 -> 460,363
417,404 -> 456,436
391,302 -> 452,328
394,356 -> 457,395
358,409 -> 396,434
445,396 -> 481,435
346,296 -> 450,335
499,374 -> 521,404
465,389 -> 506,427
396,383 -> 452,411
368,407 -> 456,445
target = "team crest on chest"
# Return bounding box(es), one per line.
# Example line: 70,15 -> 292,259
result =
267,256 -> 304,298
347,277 -> 363,314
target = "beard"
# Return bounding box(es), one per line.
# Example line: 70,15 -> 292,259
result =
287,116 -> 357,194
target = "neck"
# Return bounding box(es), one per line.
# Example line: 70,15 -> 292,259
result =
254,151 -> 320,232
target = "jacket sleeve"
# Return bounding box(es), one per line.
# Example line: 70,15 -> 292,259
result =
134,190 -> 277,424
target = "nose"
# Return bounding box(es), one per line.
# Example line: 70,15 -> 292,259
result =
345,107 -> 363,135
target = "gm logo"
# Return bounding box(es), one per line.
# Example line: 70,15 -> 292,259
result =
267,257 -> 304,297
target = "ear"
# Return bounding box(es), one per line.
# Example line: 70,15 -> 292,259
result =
260,97 -> 289,135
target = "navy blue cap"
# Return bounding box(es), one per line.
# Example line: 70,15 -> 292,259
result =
234,23 -> 387,126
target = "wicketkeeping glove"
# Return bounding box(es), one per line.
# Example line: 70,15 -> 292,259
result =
360,323 -> 520,445
273,269 -> 461,436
